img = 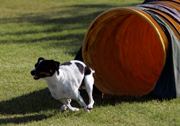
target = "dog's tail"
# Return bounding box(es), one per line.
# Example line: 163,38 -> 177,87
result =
91,69 -> 95,74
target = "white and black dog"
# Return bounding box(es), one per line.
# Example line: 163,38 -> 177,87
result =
31,57 -> 95,113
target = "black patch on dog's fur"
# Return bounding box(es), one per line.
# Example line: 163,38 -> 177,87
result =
79,66 -> 91,88
80,79 -> 85,89
61,62 -> 72,66
85,66 -> 91,75
75,63 -> 84,74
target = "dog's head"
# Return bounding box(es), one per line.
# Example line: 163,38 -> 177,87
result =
31,57 -> 60,80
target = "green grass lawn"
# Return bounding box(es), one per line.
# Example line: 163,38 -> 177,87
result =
1,0 -> 180,125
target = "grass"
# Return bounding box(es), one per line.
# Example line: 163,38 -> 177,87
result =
0,0 -> 180,125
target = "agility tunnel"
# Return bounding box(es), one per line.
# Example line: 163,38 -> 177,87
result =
75,0 -> 180,98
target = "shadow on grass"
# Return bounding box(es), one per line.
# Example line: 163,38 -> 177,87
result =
0,5 -> 115,30
0,88 -> 60,115
0,5 -> 114,56
0,88 -> 58,124
0,114 -> 52,125
0,3 -> 142,57
94,93 -> 155,106
0,86 -> 154,124
0,3 -> 142,26
0,88 -> 154,114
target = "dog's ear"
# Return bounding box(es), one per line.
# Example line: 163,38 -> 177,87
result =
50,60 -> 60,69
55,61 -> 60,67
54,61 -> 60,75
49,60 -> 60,75
35,57 -> 45,68
38,57 -> 44,62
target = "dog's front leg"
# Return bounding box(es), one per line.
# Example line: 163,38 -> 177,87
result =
60,99 -> 71,113
60,99 -> 79,112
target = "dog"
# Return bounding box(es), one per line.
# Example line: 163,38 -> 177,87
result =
31,57 -> 95,113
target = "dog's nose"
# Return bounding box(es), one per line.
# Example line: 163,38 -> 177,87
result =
31,70 -> 35,75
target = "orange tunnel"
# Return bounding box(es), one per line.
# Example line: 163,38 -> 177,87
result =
82,1 -> 180,96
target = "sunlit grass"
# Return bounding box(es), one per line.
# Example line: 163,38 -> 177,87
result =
1,0 -> 180,126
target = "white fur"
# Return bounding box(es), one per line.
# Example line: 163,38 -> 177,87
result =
43,60 -> 95,113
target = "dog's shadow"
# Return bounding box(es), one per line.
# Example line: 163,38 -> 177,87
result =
0,87 -> 154,125
0,88 -> 60,125
0,88 -> 60,115
0,114 -> 52,125
0,87 -> 99,124
0,88 -> 155,114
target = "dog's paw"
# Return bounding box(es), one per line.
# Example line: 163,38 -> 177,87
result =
85,109 -> 90,113
87,104 -> 93,110
61,105 -> 67,113
73,107 -> 79,112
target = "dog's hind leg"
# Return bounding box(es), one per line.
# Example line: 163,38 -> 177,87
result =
84,75 -> 95,110
75,91 -> 89,113
60,99 -> 79,112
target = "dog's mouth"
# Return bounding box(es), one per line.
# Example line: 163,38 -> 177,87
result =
34,75 -> 40,80
31,69 -> 50,80
33,73 -> 47,80
31,70 -> 40,80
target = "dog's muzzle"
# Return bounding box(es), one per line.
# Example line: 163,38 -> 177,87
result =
31,69 -> 40,80
31,70 -> 35,76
